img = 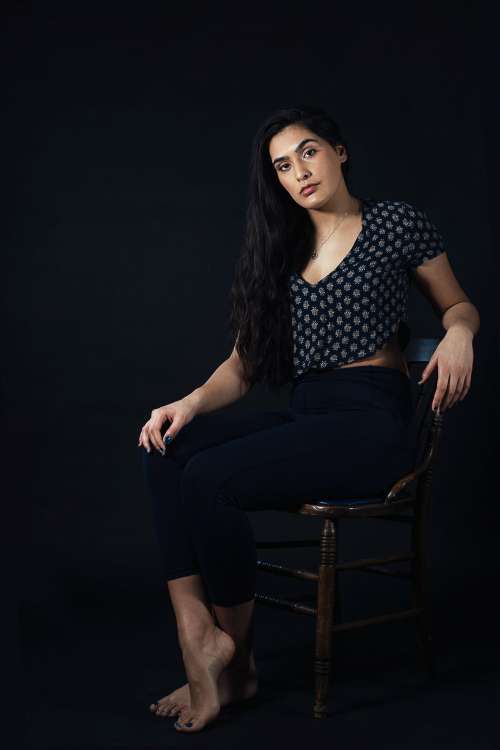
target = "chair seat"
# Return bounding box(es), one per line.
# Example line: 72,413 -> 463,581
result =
311,487 -> 414,506
316,496 -> 383,505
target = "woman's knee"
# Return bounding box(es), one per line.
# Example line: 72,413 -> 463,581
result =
180,450 -> 230,511
141,446 -> 164,473
141,446 -> 180,489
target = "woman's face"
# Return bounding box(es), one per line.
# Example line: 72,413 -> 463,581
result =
268,124 -> 347,207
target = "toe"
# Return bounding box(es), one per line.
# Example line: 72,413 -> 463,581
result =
179,718 -> 199,732
166,703 -> 180,717
152,699 -> 168,714
175,714 -> 195,731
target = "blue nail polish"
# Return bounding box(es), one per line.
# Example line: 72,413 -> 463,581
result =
164,435 -> 173,444
185,721 -> 193,727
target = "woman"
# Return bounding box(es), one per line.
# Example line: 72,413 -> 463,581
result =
138,105 -> 479,733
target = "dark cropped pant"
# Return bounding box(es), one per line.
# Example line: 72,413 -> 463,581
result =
141,365 -> 417,607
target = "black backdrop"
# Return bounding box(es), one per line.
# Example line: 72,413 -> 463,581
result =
5,2 -> 499,746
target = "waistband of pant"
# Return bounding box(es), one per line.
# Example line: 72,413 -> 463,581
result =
292,365 -> 411,386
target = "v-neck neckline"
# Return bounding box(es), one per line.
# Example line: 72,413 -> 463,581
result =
295,197 -> 368,287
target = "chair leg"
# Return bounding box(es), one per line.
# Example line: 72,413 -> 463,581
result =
313,518 -> 338,719
334,577 -> 343,623
411,502 -> 436,678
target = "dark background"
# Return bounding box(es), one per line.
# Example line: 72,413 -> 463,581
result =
5,1 -> 499,747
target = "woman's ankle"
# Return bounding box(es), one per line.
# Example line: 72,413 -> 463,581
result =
177,614 -> 216,650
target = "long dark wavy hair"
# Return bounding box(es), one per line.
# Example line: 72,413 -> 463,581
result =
228,104 -> 353,392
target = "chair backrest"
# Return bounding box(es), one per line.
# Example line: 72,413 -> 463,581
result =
404,335 -> 443,471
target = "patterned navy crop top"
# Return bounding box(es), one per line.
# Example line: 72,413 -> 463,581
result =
289,197 -> 446,379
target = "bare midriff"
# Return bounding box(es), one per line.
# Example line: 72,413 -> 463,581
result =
336,332 -> 410,378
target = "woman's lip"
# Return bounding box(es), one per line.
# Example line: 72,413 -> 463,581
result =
302,184 -> 319,196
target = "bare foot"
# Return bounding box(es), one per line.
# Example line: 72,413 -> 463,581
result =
150,650 -> 258,719
150,683 -> 191,719
171,621 -> 236,732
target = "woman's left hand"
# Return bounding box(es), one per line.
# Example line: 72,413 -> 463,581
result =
417,325 -> 474,413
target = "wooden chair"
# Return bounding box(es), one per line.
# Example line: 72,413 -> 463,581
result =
254,335 -> 445,719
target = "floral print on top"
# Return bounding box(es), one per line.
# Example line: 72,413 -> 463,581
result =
289,197 -> 446,379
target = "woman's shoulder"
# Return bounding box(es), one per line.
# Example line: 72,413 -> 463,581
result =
364,196 -> 415,218
363,198 -> 432,240
365,196 -> 431,224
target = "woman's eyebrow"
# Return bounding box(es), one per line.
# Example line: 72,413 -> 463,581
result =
272,138 -> 319,166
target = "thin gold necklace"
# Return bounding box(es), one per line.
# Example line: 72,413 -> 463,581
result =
311,200 -> 361,260
311,212 -> 350,260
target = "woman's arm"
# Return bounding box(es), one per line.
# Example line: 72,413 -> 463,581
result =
411,253 -> 480,411
441,301 -> 480,337
181,345 -> 252,416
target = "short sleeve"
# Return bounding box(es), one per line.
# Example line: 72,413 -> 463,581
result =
402,202 -> 446,270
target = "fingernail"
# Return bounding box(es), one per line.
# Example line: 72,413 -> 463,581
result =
164,435 -> 173,444
185,721 -> 193,727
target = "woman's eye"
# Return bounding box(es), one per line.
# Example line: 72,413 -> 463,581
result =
278,148 -> 316,172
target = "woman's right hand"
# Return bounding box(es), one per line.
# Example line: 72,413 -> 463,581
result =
138,396 -> 198,455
